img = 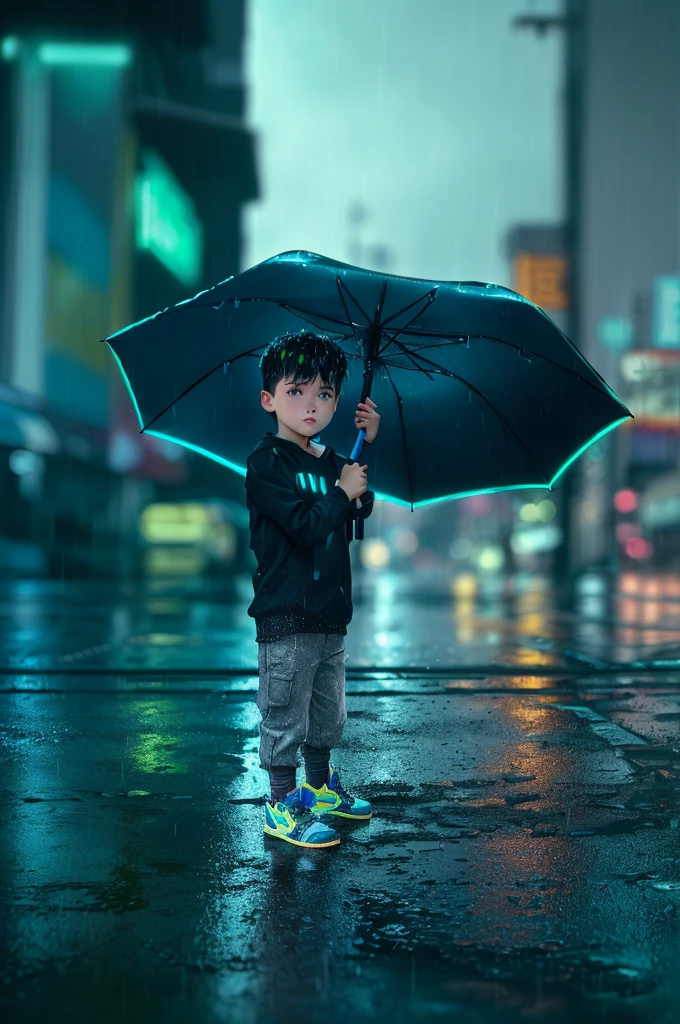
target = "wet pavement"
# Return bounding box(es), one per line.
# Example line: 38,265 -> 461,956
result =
3,569 -> 680,1023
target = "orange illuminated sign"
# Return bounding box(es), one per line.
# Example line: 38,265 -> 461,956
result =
513,253 -> 568,310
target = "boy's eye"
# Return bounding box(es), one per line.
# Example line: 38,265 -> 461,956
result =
288,389 -> 331,398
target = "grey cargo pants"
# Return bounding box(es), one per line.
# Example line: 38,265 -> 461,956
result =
256,632 -> 348,769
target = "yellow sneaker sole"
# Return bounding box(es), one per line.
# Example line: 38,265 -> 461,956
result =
263,825 -> 340,848
325,809 -> 373,820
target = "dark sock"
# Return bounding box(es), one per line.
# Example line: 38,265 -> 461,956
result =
268,765 -> 297,805
303,744 -> 331,790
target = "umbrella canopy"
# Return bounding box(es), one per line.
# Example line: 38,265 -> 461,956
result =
103,250 -> 632,510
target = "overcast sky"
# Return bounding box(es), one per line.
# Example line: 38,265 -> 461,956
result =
243,0 -> 564,288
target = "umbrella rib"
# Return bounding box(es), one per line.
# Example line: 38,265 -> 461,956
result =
380,288 -> 438,328
378,299 -> 441,351
556,325 -> 633,413
382,344 -> 437,383
276,302 -> 354,330
387,336 -> 552,484
138,346 -> 264,433
334,281 -> 361,338
383,335 -> 467,356
277,303 -> 355,337
115,295 -> 352,327
336,277 -> 372,326
158,296 -> 264,316
389,330 -> 616,403
381,362 -> 417,512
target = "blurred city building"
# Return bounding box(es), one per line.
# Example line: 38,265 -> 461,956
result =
508,0 -> 680,579
402,0 -> 680,585
1,0 -> 677,588
572,0 -> 680,572
0,0 -> 259,579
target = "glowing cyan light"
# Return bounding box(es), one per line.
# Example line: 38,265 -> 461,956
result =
511,525 -> 563,555
146,432 -> 247,477
549,417 -> 629,485
107,346 -> 144,428
1,36 -> 19,60
106,339 -> 631,508
370,417 -> 631,507
137,418 -> 629,503
38,43 -> 132,67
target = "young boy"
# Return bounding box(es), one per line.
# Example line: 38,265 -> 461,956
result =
245,331 -> 380,848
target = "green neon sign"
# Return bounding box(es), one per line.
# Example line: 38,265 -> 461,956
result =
38,43 -> 132,66
135,149 -> 203,288
1,38 -> 132,66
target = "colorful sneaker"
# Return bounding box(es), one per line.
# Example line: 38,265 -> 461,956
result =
263,791 -> 340,848
300,767 -> 373,820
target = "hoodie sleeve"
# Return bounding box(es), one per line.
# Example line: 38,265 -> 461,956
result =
356,489 -> 375,520
246,452 -> 353,546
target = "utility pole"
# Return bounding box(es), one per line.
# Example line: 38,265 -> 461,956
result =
513,1 -> 586,589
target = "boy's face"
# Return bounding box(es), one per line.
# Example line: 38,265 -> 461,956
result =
261,373 -> 339,439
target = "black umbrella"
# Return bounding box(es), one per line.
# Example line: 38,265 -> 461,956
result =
102,250 -> 632,541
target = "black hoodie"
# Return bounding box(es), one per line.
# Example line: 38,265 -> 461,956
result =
245,432 -> 375,643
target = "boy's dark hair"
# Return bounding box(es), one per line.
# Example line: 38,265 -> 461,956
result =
259,332 -> 349,425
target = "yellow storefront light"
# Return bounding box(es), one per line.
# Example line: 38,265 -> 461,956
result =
536,499 -> 556,522
520,503 -> 539,522
359,539 -> 390,569
140,503 -> 212,544
452,573 -> 478,599
144,547 -> 207,576
477,545 -> 505,572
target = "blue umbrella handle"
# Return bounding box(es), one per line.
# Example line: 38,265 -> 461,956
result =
350,429 -> 366,541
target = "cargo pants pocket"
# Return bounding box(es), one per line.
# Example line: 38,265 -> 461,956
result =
257,637 -> 296,714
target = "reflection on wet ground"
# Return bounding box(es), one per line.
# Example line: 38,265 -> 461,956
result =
3,569 -> 680,678
2,572 -> 680,1022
